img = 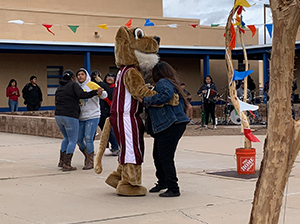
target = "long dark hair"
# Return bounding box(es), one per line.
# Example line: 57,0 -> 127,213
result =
204,75 -> 214,84
7,79 -> 17,88
152,61 -> 189,112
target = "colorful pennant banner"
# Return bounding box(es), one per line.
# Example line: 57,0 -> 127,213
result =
234,0 -> 255,9
144,19 -> 154,26
232,69 -> 254,81
244,128 -> 260,142
97,24 -> 108,30
68,25 -> 79,33
42,24 -> 55,35
125,19 -> 132,28
238,98 -> 259,112
265,24 -> 273,38
190,23 -> 197,28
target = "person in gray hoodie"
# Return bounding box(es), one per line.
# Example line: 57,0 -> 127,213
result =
76,68 -> 108,170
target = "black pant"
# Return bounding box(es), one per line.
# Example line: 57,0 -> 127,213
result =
152,123 -> 186,193
204,103 -> 215,125
27,104 -> 40,111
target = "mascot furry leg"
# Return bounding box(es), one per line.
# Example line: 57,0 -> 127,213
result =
94,118 -> 147,196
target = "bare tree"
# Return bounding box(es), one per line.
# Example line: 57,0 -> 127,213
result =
249,1 -> 300,223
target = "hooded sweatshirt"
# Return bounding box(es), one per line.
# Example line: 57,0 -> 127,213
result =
76,69 -> 108,121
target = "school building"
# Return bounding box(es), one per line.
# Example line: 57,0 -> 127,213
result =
0,0 -> 300,111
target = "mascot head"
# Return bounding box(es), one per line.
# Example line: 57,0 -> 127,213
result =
115,26 -> 160,72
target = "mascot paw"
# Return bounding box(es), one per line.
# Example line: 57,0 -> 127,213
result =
94,165 -> 103,174
167,93 -> 179,106
105,171 -> 121,189
116,180 -> 147,196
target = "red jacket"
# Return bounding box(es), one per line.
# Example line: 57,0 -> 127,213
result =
6,86 -> 20,101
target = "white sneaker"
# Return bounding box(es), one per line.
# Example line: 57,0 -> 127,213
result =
104,148 -> 114,156
189,119 -> 194,125
213,125 -> 217,129
204,125 -> 208,129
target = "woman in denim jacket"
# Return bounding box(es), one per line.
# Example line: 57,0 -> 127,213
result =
143,61 -> 189,197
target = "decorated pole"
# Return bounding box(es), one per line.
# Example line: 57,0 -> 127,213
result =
224,3 -> 253,149
238,29 -> 251,149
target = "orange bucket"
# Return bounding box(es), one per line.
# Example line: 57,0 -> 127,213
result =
235,148 -> 256,174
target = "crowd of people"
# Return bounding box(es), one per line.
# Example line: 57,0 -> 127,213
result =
6,64 -> 297,198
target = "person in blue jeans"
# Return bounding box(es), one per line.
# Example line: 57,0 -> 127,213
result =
76,68 -> 108,170
55,70 -> 103,172
143,61 -> 190,197
6,79 -> 20,112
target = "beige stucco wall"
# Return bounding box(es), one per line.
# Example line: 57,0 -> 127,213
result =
0,0 -> 259,47
0,0 -> 163,18
0,0 -> 261,109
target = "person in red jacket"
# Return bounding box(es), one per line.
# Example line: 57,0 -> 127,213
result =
6,79 -> 20,112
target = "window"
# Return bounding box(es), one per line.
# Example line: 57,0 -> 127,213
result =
47,66 -> 63,95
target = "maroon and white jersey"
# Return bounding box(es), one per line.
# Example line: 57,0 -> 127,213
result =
110,66 -> 144,165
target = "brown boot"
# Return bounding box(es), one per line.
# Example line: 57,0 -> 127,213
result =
58,151 -> 66,168
83,151 -> 94,170
80,148 -> 88,167
62,153 -> 77,172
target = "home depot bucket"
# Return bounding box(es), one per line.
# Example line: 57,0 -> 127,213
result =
235,148 -> 256,174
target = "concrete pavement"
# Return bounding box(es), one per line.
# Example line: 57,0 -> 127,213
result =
0,132 -> 300,224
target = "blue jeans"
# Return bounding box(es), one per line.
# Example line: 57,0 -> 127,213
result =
109,127 -> 119,150
8,99 -> 18,112
55,116 -> 79,154
78,118 -> 100,154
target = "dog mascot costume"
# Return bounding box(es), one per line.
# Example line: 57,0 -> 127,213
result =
94,26 -> 178,196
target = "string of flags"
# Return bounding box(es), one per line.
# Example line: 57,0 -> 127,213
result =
7,16 -> 272,39
7,18 -> 201,35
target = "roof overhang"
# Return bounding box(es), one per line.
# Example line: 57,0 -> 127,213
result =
0,39 -> 300,60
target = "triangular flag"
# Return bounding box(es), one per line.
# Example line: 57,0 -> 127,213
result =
229,23 -> 236,50
144,19 -> 154,26
8,20 -> 24,25
125,19 -> 132,28
247,25 -> 256,37
68,25 -> 79,33
190,23 -> 197,28
238,26 -> 245,34
234,0 -> 255,8
168,24 -> 177,28
97,24 -> 108,30
233,69 -> 254,81
244,128 -> 260,142
42,24 -> 55,35
265,24 -> 273,38
237,6 -> 243,15
238,98 -> 259,112
211,24 -> 220,27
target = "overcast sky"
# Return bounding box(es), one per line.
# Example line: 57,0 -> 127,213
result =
163,0 -> 272,44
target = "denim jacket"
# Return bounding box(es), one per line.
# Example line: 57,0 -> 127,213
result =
144,79 -> 189,134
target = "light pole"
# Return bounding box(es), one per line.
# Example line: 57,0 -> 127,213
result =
264,4 -> 270,45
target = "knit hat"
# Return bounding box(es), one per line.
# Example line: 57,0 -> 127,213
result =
180,82 -> 185,86
62,70 -> 74,80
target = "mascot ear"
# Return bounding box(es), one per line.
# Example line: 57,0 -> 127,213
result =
116,26 -> 129,42
115,26 -> 138,68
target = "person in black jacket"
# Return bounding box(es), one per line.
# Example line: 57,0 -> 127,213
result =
90,71 -> 119,156
22,76 -> 43,111
197,76 -> 219,129
55,70 -> 103,172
